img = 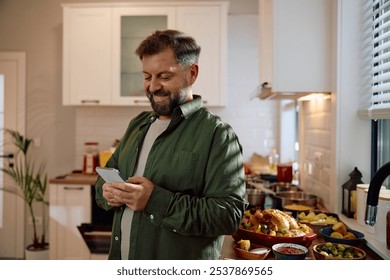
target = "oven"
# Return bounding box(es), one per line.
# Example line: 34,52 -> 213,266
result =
78,186 -> 114,256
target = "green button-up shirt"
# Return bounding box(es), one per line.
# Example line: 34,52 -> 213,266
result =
95,95 -> 247,259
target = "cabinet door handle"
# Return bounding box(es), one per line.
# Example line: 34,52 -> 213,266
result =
0,153 -> 14,158
133,100 -> 150,104
63,186 -> 84,191
81,100 -> 100,104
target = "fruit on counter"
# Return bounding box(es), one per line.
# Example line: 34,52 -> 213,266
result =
237,239 -> 251,251
240,208 -> 311,237
330,222 -> 357,239
297,211 -> 338,225
315,242 -> 364,259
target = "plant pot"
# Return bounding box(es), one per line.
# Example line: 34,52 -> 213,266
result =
25,244 -> 49,260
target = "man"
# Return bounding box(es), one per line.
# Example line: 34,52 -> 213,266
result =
95,30 -> 247,260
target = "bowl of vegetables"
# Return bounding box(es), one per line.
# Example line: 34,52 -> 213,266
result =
319,222 -> 365,246
312,242 -> 366,260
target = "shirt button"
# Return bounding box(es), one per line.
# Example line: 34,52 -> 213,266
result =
115,236 -> 119,241
150,214 -> 154,220
173,229 -> 177,232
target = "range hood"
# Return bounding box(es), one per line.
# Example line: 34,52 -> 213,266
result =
258,82 -> 316,100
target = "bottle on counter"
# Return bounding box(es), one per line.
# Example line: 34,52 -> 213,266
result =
83,142 -> 99,174
268,148 -> 279,174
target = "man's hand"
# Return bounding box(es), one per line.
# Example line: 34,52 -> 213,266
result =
102,176 -> 154,211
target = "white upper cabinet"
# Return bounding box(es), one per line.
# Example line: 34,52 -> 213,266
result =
111,6 -> 176,106
259,0 -> 332,93
176,4 -> 228,106
62,7 -> 112,105
62,2 -> 228,107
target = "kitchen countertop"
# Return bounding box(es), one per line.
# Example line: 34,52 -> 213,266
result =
49,172 -> 98,185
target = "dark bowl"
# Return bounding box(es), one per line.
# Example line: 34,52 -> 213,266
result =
319,226 -> 365,246
312,243 -> 366,260
272,243 -> 308,260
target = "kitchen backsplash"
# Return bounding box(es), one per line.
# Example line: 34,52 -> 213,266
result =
299,98 -> 332,209
73,15 -> 278,170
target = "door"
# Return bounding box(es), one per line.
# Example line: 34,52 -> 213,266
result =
0,52 -> 26,259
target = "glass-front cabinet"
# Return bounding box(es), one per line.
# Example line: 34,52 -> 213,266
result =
62,2 -> 228,107
112,7 -> 176,105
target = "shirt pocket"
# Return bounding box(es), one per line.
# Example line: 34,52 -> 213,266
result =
157,148 -> 199,192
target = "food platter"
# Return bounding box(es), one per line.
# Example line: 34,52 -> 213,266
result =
237,208 -> 318,248
233,228 -> 317,248
296,211 -> 340,234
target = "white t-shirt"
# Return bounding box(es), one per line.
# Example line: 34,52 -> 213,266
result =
121,117 -> 170,259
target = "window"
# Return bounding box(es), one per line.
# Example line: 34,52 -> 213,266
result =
361,0 -> 390,187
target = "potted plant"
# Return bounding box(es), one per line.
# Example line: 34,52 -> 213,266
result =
0,129 -> 49,259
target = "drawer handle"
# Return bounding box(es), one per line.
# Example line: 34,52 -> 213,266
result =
63,186 -> 84,191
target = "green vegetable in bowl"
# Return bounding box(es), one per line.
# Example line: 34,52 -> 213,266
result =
316,242 -> 364,259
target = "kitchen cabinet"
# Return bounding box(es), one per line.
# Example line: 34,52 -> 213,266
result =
62,6 -> 112,105
62,2 -> 228,107
49,183 -> 91,260
176,5 -> 227,106
259,0 -> 332,94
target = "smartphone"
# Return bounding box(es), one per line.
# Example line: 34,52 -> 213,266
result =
95,167 -> 124,183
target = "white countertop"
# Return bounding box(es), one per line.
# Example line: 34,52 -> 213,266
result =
340,215 -> 390,260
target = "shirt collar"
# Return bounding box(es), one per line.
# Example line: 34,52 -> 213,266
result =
147,95 -> 203,123
175,95 -> 203,119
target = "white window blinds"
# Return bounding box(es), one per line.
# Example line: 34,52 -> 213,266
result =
359,0 -> 390,119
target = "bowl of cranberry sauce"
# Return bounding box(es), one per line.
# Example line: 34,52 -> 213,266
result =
272,243 -> 308,260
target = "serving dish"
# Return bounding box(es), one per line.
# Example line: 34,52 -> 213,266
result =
272,243 -> 308,260
319,226 -> 365,246
233,228 -> 317,248
297,211 -> 340,234
233,243 -> 271,260
312,242 -> 366,260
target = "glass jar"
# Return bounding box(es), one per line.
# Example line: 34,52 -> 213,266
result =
83,142 -> 99,174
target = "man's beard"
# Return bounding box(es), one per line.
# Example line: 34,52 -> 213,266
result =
146,88 -> 189,117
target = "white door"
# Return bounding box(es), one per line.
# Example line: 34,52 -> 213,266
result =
0,52 -> 26,259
